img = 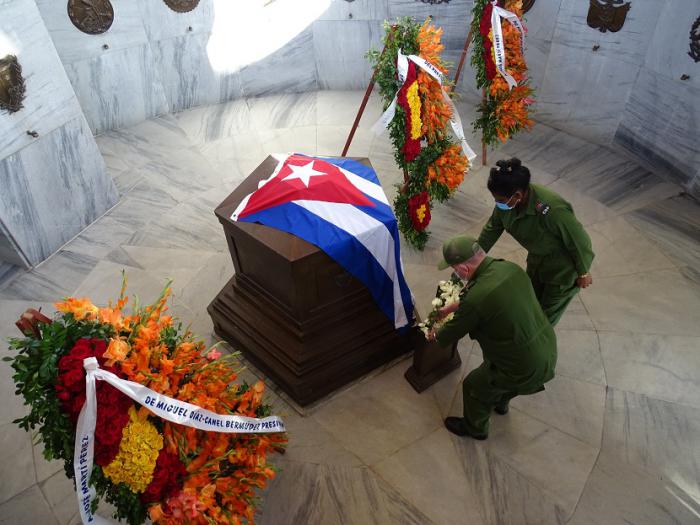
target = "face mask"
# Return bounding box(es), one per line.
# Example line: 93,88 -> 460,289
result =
495,194 -> 518,211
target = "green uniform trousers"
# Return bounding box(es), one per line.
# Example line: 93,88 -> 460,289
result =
530,276 -> 580,326
462,362 -> 547,434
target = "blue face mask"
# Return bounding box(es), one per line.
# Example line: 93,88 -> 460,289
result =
495,195 -> 518,211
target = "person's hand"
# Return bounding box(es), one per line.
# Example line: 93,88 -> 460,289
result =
576,273 -> 593,288
436,303 -> 458,320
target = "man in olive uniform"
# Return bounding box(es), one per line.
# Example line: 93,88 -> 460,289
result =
478,158 -> 594,326
430,235 -> 557,440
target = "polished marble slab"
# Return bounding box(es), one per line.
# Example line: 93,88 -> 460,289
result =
554,329 -> 605,385
587,216 -> 678,278
64,44 -> 169,134
239,28 -> 318,97
0,0 -> 84,161
173,98 -> 254,146
614,67 -> 700,195
372,427 -> 485,524
313,363 -> 443,466
314,20 -> 382,90
627,194 -> 700,274
0,116 -> 118,267
318,0 -> 389,21
153,32 -> 243,113
581,268 -> 700,336
643,0 -> 700,89
537,47 -> 639,146
569,453 -> 700,525
260,461 -> 435,525
36,0 -> 149,63
137,0 -> 215,42
0,422 -> 35,504
600,332 -> 700,409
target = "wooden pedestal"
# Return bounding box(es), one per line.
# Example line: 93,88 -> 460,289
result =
208,156 -> 415,406
404,334 -> 461,393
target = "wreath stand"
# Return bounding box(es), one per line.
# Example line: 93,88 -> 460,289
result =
339,23 -> 489,393
340,23 -> 487,167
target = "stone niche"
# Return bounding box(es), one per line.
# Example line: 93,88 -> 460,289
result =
208,156 -> 414,406
0,0 -> 118,268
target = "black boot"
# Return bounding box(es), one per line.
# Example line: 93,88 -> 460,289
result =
444,417 -> 488,440
494,403 -> 509,415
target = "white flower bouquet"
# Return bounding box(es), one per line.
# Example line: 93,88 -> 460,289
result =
418,278 -> 465,338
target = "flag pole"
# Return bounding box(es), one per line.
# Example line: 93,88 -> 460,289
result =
341,27 -> 397,157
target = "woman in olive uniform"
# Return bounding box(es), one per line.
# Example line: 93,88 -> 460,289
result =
478,158 -> 595,326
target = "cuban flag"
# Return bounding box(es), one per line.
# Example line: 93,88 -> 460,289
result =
232,154 -> 414,329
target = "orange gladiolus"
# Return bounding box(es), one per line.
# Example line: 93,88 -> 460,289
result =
482,0 -> 534,144
54,297 -> 98,321
417,19 -> 453,142
103,337 -> 130,364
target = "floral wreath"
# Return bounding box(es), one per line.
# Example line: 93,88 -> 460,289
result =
7,275 -> 286,525
470,0 -> 534,145
368,17 -> 471,250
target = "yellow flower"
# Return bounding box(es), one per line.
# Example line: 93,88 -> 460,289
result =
406,80 -> 423,140
416,204 -> 427,224
103,407 -> 163,492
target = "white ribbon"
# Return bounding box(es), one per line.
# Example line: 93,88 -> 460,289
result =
490,1 -> 526,90
74,357 -> 286,525
372,50 -> 477,162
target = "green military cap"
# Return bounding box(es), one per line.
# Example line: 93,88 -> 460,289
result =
438,235 -> 480,270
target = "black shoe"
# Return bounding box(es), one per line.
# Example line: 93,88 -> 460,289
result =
494,403 -> 509,415
444,417 -> 488,440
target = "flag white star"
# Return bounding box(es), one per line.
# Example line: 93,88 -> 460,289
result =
282,161 -> 326,188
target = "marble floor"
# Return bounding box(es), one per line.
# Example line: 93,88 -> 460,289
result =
1,91 -> 699,525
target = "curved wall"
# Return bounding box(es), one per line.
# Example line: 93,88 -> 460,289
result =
0,0 -> 697,269
33,0 -> 699,196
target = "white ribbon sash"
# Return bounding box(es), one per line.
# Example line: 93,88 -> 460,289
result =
372,50 -> 477,161
74,357 -> 286,524
490,1 -> 526,90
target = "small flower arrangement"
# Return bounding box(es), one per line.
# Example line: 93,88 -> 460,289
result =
418,278 -> 465,337
5,274 -> 286,525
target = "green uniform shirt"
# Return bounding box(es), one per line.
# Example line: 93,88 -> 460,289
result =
437,257 -> 556,391
478,184 -> 594,286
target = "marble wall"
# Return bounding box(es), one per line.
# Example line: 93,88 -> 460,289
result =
28,0 -> 700,196
0,0 -> 118,267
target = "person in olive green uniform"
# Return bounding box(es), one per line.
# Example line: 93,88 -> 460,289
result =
478,158 -> 595,326
429,235 -> 557,440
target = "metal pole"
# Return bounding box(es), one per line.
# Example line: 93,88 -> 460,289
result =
341,27 -> 397,157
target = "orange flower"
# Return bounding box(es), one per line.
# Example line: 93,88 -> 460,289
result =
417,19 -> 453,143
55,297 -> 98,321
103,337 -> 130,364
427,144 -> 469,190
149,504 -> 165,522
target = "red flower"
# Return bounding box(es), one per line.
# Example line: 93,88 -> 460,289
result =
140,450 -> 187,504
397,61 -> 422,162
479,2 -> 497,81
408,192 -> 431,231
94,384 -> 132,466
55,338 -> 133,466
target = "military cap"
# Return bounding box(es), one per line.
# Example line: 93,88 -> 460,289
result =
438,235 -> 481,270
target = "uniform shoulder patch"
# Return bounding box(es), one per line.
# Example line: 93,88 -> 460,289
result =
535,201 -> 551,215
